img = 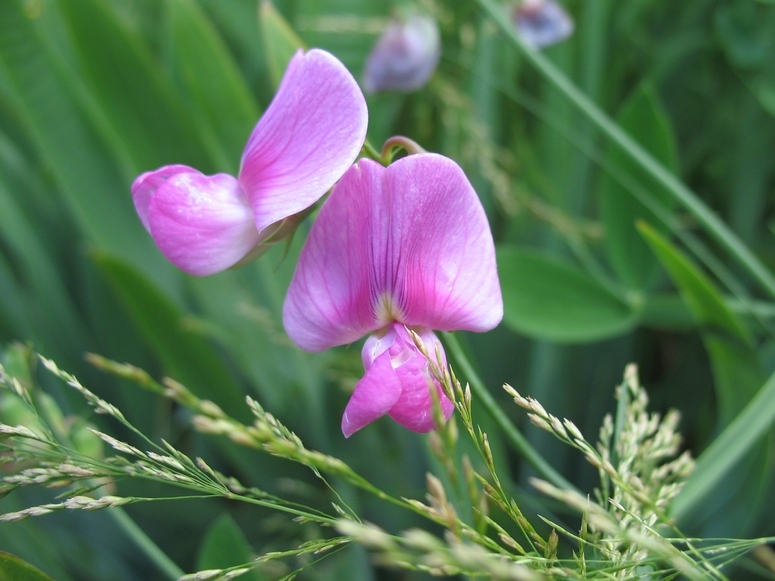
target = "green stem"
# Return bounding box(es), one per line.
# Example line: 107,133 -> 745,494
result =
441,332 -> 577,492
473,0 -> 775,302
108,507 -> 184,580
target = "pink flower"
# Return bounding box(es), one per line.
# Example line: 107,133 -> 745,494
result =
132,49 -> 368,276
514,0 -> 574,50
283,154 -> 503,437
362,12 -> 441,94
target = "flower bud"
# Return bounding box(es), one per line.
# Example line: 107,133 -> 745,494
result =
514,0 -> 574,50
362,12 -> 441,93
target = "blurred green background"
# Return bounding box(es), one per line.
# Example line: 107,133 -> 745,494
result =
0,0 -> 774,579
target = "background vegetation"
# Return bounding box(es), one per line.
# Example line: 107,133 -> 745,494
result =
0,0 -> 773,579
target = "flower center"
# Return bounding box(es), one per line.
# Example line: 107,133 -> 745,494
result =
374,293 -> 404,327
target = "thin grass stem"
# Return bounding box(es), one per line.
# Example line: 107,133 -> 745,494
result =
441,332 -> 576,492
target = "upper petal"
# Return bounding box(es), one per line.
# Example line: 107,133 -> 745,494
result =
283,154 -> 503,352
381,154 -> 503,332
238,48 -> 368,233
147,171 -> 261,276
283,160 -> 384,351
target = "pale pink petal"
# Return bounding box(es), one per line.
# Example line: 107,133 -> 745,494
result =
380,154 -> 503,332
147,171 -> 261,276
342,350 -> 402,438
132,165 -> 193,232
283,161 -> 383,352
239,48 -> 368,233
283,154 -> 502,352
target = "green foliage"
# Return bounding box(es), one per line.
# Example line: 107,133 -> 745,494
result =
0,552 -> 54,581
0,0 -> 774,578
0,346 -> 767,580
498,246 -> 638,342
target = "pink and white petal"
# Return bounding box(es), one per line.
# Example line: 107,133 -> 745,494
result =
386,327 -> 454,433
239,49 -> 368,233
388,374 -> 454,433
147,172 -> 260,276
383,154 -> 503,332
132,165 -> 194,232
342,351 -> 403,438
283,161 -> 384,352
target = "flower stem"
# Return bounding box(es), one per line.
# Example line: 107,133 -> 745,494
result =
360,139 -> 383,164
441,332 -> 576,492
473,0 -> 775,301
108,507 -> 184,580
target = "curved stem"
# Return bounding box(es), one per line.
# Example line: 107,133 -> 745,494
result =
441,332 -> 577,492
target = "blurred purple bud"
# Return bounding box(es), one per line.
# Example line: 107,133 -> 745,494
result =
362,12 -> 441,94
514,0 -> 574,50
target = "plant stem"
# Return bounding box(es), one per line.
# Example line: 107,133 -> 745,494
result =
108,507 -> 184,580
441,332 -> 577,492
473,0 -> 775,302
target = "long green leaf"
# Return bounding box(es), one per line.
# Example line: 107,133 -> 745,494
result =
92,252 -> 248,419
0,0 -> 166,275
196,515 -> 263,581
498,246 -> 639,342
672,367 -> 775,523
56,0 -> 218,172
0,552 -> 54,581
166,0 -> 260,166
474,0 -> 775,302
259,1 -> 306,89
639,223 -> 762,425
600,83 -> 678,291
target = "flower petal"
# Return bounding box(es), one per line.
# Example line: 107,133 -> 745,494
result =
342,350 -> 402,438
283,160 -> 383,351
380,154 -> 503,332
147,171 -> 261,276
239,48 -> 368,233
386,327 -> 454,433
131,164 -> 194,232
283,154 -> 503,352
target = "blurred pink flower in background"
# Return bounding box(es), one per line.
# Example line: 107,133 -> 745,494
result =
362,12 -> 441,93
514,0 -> 574,49
132,49 -> 368,276
283,154 -> 503,437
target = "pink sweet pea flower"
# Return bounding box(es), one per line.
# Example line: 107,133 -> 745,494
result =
514,0 -> 574,50
283,153 -> 503,437
132,49 -> 368,276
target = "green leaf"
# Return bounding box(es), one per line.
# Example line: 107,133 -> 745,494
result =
639,223 -> 763,426
56,0 -> 217,172
0,0 -> 158,270
497,246 -> 639,342
92,251 -> 248,420
258,1 -> 306,90
0,168 -> 87,360
166,0 -> 260,166
0,552 -> 54,581
600,83 -> 678,291
196,514 -> 262,581
672,367 -> 775,523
